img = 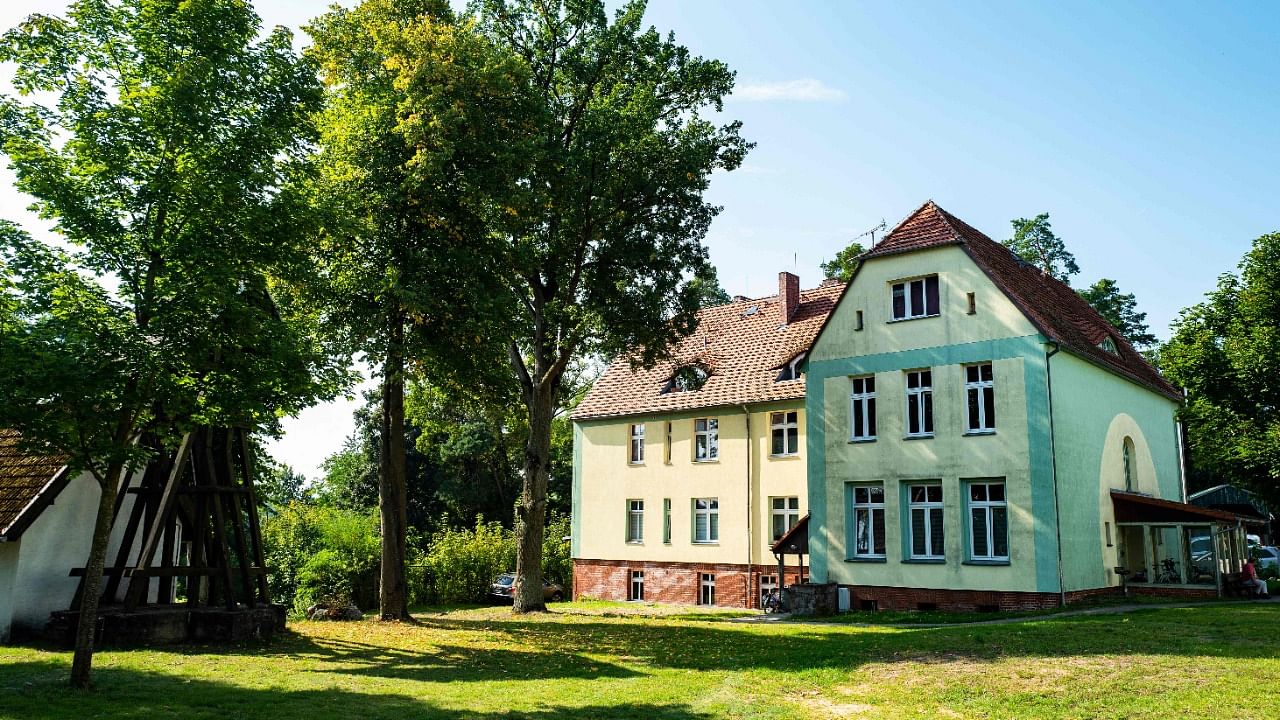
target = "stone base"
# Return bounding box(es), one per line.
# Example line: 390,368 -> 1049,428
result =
47,604 -> 286,648
573,558 -> 806,609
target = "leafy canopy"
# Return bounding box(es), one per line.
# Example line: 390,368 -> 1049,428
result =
1004,213 -> 1079,284
0,0 -> 341,476
1159,232 -> 1280,507
821,241 -> 866,283
1078,278 -> 1158,349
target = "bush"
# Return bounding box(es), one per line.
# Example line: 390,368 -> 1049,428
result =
415,515 -> 572,604
262,502 -> 379,613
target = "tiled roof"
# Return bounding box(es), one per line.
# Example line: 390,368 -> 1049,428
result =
572,280 -> 845,420
862,201 -> 1181,400
0,429 -> 68,537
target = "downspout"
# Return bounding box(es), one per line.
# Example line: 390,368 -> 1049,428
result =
741,405 -> 753,609
1176,392 -> 1190,503
1045,341 -> 1067,607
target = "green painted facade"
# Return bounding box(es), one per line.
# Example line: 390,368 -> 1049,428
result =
806,245 -> 1184,597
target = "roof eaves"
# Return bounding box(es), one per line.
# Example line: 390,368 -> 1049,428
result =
1,463 -> 72,540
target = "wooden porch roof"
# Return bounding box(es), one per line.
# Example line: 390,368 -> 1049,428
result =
1111,490 -> 1263,525
771,513 -> 809,555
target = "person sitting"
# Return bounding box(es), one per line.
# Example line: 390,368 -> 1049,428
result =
1241,558 -> 1270,599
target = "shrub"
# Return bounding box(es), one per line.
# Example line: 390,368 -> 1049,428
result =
262,502 -> 379,613
423,518 -> 516,604
543,515 -> 572,596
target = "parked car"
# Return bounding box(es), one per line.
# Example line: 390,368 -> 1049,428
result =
488,572 -> 565,604
1255,546 -> 1280,572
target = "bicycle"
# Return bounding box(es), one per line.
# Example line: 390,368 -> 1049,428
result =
762,588 -> 783,614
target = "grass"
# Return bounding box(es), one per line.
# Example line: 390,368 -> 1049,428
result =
2,601 -> 1279,719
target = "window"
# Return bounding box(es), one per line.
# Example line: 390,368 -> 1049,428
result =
662,498 -> 672,543
849,376 -> 877,441
964,364 -> 995,433
771,497 -> 800,541
771,411 -> 799,456
776,353 -> 806,382
1123,437 -> 1135,491
967,481 -> 1008,561
891,275 -> 940,320
626,500 -> 644,543
907,484 -> 944,559
694,418 -> 719,462
699,573 -> 716,605
851,485 -> 886,558
855,310 -> 864,331
629,570 -> 644,601
905,370 -> 934,437
664,421 -> 672,464
666,363 -> 709,393
966,292 -> 976,315
693,498 -> 719,543
629,423 -> 645,464
1099,336 -> 1119,355
759,574 -> 778,607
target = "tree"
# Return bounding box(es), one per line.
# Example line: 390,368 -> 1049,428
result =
1160,232 -> 1280,509
688,265 -> 732,308
304,0 -> 528,620
1078,278 -> 1158,348
386,0 -> 750,612
0,0 -> 336,687
1004,213 -> 1079,283
820,241 -> 865,283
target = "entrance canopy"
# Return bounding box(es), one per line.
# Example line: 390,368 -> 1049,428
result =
771,513 -> 809,556
1111,490 -> 1258,525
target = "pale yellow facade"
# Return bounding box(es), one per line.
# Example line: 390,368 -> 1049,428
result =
574,401 -> 808,569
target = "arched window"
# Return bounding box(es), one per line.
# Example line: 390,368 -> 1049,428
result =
1122,437 -> 1135,491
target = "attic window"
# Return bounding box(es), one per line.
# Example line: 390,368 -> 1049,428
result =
776,352 -> 806,382
1099,336 -> 1119,355
665,363 -> 710,393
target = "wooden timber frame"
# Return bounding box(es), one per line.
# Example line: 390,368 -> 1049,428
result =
70,427 -> 271,611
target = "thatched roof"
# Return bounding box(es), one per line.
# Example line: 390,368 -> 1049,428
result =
0,429 -> 69,539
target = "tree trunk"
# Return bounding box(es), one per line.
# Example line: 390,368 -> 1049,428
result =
513,382 -> 555,613
378,315 -> 411,621
69,461 -> 125,689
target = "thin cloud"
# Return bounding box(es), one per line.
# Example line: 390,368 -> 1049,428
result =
732,78 -> 847,103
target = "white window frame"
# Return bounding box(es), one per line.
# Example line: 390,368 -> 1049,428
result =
907,483 -> 945,560
770,411 -> 799,457
629,570 -> 644,601
777,352 -> 806,382
967,481 -> 1008,561
694,418 -> 719,462
759,574 -> 778,607
771,496 -> 801,542
964,363 -> 995,434
626,499 -> 644,543
699,572 -> 716,605
891,275 -> 940,321
662,498 -> 671,544
904,369 -> 934,438
629,423 -> 646,464
849,375 -> 877,441
851,484 -> 886,559
693,498 -> 719,543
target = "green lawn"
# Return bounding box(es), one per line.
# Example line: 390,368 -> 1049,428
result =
2,602 -> 1278,719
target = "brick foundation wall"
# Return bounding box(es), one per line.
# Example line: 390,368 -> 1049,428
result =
838,584 -> 1126,612
573,558 -> 804,609
1128,585 -> 1218,600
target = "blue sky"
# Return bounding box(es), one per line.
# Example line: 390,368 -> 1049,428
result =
2,1 -> 1276,479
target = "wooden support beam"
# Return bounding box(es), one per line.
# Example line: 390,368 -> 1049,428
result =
124,433 -> 193,610
236,428 -> 272,604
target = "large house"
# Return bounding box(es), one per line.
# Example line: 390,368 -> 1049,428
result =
804,201 -> 1252,610
570,274 -> 842,607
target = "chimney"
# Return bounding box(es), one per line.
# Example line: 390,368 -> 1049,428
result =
779,271 -> 800,324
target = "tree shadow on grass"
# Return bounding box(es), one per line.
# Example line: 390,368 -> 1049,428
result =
0,660 -> 708,720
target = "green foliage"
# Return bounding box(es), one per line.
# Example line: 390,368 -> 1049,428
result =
820,241 -> 866,282
422,518 -> 517,604
1078,278 -> 1159,348
688,265 -> 733,308
1160,232 -> 1280,508
262,502 -> 380,612
541,515 -> 573,593
1004,213 -> 1079,284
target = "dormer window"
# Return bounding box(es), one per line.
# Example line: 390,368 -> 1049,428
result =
1099,336 -> 1119,355
776,352 -> 806,382
664,363 -> 709,393
891,275 -> 940,320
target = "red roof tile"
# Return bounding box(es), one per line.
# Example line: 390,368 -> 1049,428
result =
862,201 -> 1180,400
572,282 -> 845,420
